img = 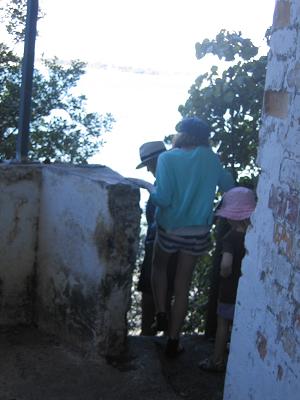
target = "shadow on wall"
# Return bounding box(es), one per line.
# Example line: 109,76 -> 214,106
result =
0,163 -> 141,357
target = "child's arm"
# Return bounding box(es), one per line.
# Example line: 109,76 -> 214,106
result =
220,252 -> 233,278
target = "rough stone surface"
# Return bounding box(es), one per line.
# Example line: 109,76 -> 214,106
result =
0,164 -> 141,358
36,165 -> 141,357
224,1 -> 300,399
0,326 -> 224,400
0,165 -> 41,325
273,0 -> 291,29
263,90 -> 289,118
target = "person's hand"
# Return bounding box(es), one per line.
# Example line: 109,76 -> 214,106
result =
220,264 -> 232,278
125,177 -> 154,193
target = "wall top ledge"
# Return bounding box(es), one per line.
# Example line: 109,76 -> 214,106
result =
0,163 -> 134,188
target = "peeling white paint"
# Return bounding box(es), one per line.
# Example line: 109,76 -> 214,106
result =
270,29 -> 297,57
0,166 -> 41,324
224,1 -> 300,399
0,164 -> 141,357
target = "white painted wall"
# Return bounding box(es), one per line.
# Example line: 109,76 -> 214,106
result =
224,1 -> 300,399
0,166 -> 40,324
36,166 -> 110,343
0,164 -> 141,357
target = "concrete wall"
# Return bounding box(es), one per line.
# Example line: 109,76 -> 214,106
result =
36,165 -> 141,356
0,166 -> 41,325
0,164 -> 141,357
224,1 -> 300,399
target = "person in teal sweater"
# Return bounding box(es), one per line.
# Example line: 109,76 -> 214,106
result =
150,116 -> 234,357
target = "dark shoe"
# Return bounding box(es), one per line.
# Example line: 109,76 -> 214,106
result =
198,357 -> 226,373
152,312 -> 168,332
165,338 -> 185,358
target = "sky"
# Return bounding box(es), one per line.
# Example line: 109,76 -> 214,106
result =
32,0 -> 276,181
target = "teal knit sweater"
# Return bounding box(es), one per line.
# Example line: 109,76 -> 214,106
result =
150,146 -> 234,231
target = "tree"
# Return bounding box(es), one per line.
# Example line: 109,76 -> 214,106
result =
0,0 -> 37,43
128,31 -> 269,335
178,30 -> 268,181
174,31 -> 269,337
0,0 -> 114,163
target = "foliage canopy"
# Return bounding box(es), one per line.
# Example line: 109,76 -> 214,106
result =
0,0 -> 114,163
165,30 -> 268,335
177,30 -> 268,182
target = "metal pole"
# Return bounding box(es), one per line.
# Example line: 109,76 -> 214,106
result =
16,0 -> 39,162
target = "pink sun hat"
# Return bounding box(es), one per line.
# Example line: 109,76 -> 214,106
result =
215,187 -> 256,220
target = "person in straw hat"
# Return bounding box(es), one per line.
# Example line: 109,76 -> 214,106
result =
135,141 -> 177,335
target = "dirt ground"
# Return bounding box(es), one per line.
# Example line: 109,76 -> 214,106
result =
0,326 -> 225,400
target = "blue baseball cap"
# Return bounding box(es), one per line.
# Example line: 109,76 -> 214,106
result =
177,117 -> 210,138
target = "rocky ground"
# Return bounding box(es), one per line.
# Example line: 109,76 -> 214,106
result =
0,326 -> 225,400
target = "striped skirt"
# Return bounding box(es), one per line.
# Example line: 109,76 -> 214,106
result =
156,226 -> 211,256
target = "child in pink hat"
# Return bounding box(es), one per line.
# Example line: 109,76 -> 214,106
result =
199,186 -> 256,372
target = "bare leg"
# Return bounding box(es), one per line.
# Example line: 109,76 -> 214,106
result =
168,251 -> 198,339
213,316 -> 231,365
165,253 -> 177,319
151,242 -> 172,313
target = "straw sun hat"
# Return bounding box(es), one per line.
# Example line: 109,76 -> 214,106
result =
136,141 -> 166,169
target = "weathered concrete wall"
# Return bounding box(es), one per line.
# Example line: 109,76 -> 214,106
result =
0,166 -> 41,325
0,164 -> 141,357
36,165 -> 141,356
224,1 -> 300,399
